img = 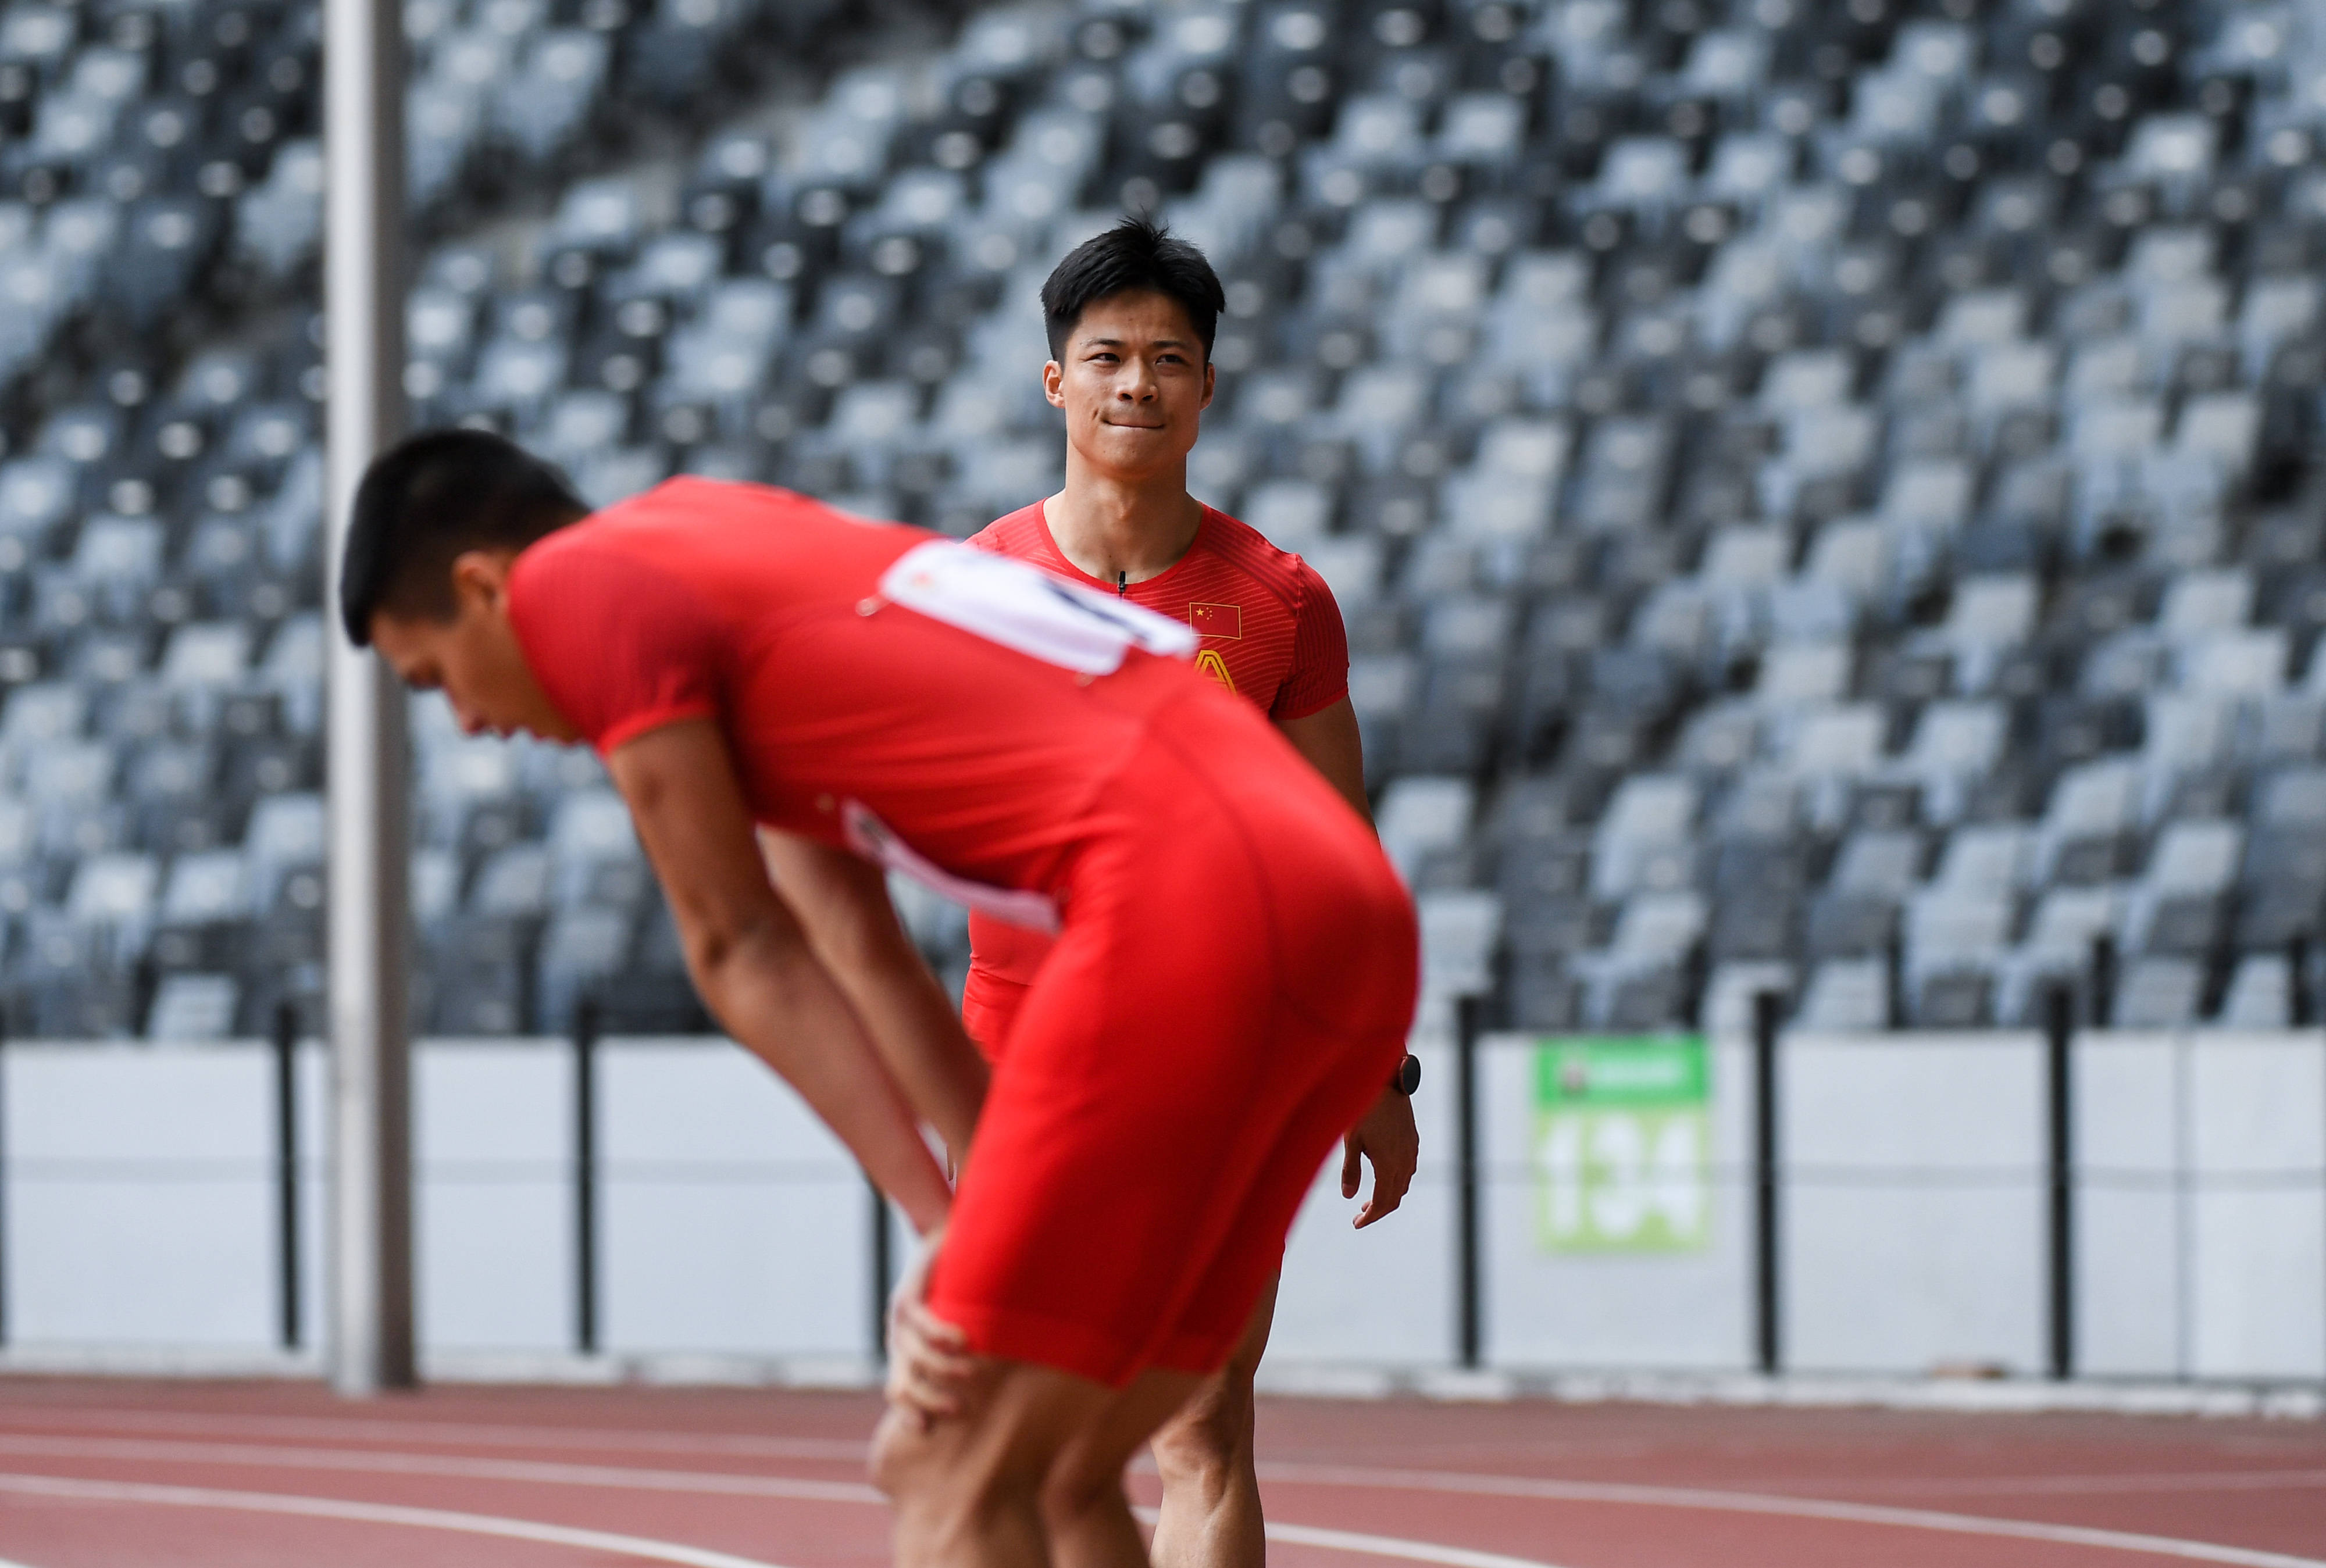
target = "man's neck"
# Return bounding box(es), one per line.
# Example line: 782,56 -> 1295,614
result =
1041,456 -> 1205,587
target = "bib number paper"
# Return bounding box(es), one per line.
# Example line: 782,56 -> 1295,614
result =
843,801 -> 1061,934
877,541 -> 1197,674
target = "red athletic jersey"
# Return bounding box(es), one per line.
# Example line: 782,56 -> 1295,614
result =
967,501 -> 1350,722
505,477 -> 1246,915
959,499 -> 1354,1012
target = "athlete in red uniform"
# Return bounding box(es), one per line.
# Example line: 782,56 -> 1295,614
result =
339,431 -> 1418,1568
959,499 -> 1353,1052
903,219 -> 1420,1568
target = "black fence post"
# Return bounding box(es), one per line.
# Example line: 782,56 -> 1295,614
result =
574,997 -> 600,1356
2044,982 -> 2075,1381
2089,933 -> 2116,1030
871,1181 -> 894,1362
1455,994 -> 1482,1370
1885,928 -> 1906,1030
1752,990 -> 1782,1376
272,1002 -> 300,1351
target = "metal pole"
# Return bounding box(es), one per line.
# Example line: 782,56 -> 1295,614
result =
0,1020 -> 9,1348
274,1002 -> 302,1351
871,1180 -> 893,1362
1455,994 -> 1482,1369
2045,983 -> 2075,1381
324,0 -> 414,1396
1752,991 -> 1782,1375
575,998 -> 599,1355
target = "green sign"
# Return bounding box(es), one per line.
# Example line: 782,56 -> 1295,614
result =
1533,1035 -> 1713,1254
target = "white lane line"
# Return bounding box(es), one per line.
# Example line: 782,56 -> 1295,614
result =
1713,1467 -> 2326,1501
1265,1523 -> 1571,1568
0,1473 -> 795,1568
1255,1462 -> 2326,1568
0,1408 -> 869,1463
0,1433 -> 881,1504
1131,1506 -> 1572,1568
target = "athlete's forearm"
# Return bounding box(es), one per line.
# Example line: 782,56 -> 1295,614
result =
819,949 -> 987,1166
755,830 -> 987,1157
692,928 -> 954,1235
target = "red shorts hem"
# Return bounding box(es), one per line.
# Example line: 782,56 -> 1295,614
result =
930,1298 -> 1209,1390
1142,1326 -> 1240,1377
958,969 -> 1026,1061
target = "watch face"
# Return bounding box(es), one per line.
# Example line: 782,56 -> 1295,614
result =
1394,1053 -> 1422,1095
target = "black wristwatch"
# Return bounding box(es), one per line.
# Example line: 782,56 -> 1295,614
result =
1388,1053 -> 1421,1096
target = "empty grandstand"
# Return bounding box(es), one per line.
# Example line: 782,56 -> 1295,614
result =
1,0 -> 2323,1041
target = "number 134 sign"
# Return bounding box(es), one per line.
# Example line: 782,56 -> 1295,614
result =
1534,1036 -> 1713,1254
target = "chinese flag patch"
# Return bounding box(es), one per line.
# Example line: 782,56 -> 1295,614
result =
1188,602 -> 1243,640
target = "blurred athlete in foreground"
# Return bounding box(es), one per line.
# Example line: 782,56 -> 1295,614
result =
903,217 -> 1419,1568
339,430 -> 1418,1567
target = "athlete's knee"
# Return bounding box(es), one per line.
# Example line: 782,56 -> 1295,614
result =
875,1402 -> 1054,1568
1150,1371 -> 1254,1493
1039,1446 -> 1131,1533
868,1406 -> 933,1500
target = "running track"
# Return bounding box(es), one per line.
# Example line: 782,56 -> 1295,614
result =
0,1380 -> 2318,1566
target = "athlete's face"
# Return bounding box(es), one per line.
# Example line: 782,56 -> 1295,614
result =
370,550 -> 582,744
1044,291 -> 1214,481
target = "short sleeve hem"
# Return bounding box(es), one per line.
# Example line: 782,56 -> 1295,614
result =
1271,683 -> 1350,724
597,701 -> 720,758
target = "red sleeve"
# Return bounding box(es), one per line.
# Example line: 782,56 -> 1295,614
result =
1271,556 -> 1351,722
507,533 -> 722,755
964,520 -> 1007,555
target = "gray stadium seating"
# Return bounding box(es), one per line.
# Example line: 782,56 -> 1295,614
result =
4,0 -> 2326,1038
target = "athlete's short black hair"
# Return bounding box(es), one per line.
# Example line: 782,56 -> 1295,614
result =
1041,216 -> 1226,363
338,428 -> 587,647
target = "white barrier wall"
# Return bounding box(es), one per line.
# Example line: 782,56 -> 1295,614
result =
5,1045 -> 287,1348
418,1043 -> 575,1351
2074,1031 -> 2326,1382
1271,1036 -> 1457,1364
1782,1031 -> 2047,1375
599,1040 -> 870,1359
2074,1031 -> 2184,1377
0,1028 -> 2319,1383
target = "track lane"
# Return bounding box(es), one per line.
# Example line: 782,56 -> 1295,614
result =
0,1421 -> 2321,1568
0,1474 -> 800,1568
2,1382 -> 2321,1568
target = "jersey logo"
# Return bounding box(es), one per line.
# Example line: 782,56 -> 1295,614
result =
1189,602 -> 1243,640
1195,649 -> 1236,692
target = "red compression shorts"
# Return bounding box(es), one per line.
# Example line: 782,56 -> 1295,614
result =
928,694 -> 1417,1388
958,923 -> 1045,1059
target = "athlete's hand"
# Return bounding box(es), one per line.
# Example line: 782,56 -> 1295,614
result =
1343,1085 -> 1419,1228
886,1226 -> 977,1427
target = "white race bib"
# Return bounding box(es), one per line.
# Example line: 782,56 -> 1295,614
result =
843,801 -> 1060,934
877,540 -> 1196,674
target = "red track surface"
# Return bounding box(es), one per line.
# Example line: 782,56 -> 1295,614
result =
0,1379 -> 2318,1566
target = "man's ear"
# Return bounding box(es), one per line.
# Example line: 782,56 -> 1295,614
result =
1200,358 -> 1215,411
1043,359 -> 1066,409
448,548 -> 516,614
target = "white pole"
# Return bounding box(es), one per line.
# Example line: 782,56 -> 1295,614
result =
323,0 -> 415,1395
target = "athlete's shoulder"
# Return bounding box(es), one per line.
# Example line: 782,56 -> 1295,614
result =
595,475 -> 862,533
966,501 -> 1050,558
1193,507 -> 1333,613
